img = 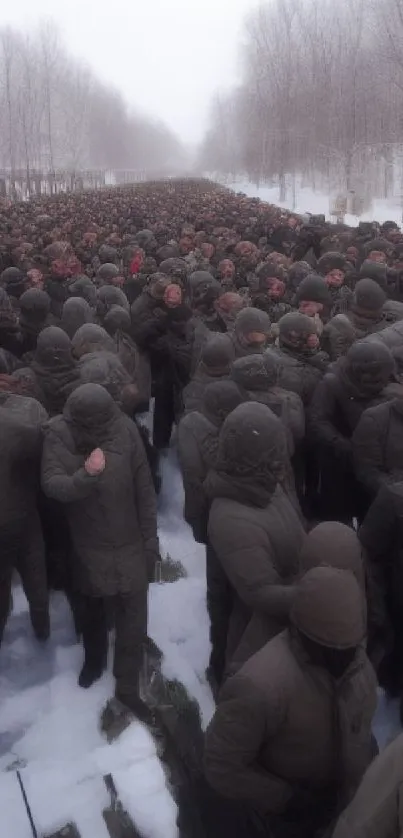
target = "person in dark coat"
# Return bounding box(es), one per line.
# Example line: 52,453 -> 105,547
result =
0,287 -> 23,356
203,567 -> 376,838
323,279 -> 387,360
41,383 -> 159,719
0,394 -> 49,644
231,352 -> 305,457
223,307 -> 272,360
309,341 -> 395,522
205,402 -> 304,677
182,334 -> 235,414
178,382 -> 245,690
31,327 -> 80,417
274,312 -> 327,406
67,275 -> 97,309
18,288 -> 52,358
317,252 -> 353,316
60,297 -> 93,338
353,395 -> 403,499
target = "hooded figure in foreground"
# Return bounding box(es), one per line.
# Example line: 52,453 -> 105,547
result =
203,567 -> 376,838
41,383 -> 159,721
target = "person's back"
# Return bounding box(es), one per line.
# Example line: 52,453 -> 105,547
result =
205,402 -> 304,667
182,334 -> 235,415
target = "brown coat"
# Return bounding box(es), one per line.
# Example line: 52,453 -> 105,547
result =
41,412 -> 158,596
207,478 -> 304,664
332,733 -> 403,838
204,630 -> 377,815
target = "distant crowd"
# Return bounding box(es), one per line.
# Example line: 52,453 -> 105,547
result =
1,178 -> 403,838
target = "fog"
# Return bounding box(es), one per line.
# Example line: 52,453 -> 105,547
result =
0,0 -> 255,145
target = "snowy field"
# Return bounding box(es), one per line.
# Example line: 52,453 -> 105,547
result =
0,427 -> 401,835
221,177 -> 403,228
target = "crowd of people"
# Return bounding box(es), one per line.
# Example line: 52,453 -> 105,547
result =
1,177 -> 403,837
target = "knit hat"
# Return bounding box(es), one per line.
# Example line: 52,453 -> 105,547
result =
291,567 -> 365,649
201,335 -> 236,374
0,266 -> 26,298
317,252 -> 347,275
278,311 -> 317,343
353,278 -> 386,311
231,353 -> 275,391
96,263 -> 120,283
363,238 -> 390,258
216,401 -> 288,489
19,288 -> 51,324
296,273 -> 331,305
299,523 -> 365,590
202,381 -> 245,425
234,307 -> 271,338
67,275 -> 97,308
359,261 -> 387,289
98,245 -> 119,265
72,323 -> 114,359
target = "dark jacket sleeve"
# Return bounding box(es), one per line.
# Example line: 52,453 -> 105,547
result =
352,411 -> 388,496
359,486 -> 398,632
177,418 -> 208,542
308,375 -> 351,457
204,672 -> 293,812
41,425 -> 100,503
129,421 -> 159,579
208,509 -> 294,618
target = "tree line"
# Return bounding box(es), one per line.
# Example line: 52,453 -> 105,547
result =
0,22 -> 183,185
200,0 -> 403,205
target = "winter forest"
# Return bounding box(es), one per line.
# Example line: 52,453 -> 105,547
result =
0,23 -> 184,180
201,0 -> 403,209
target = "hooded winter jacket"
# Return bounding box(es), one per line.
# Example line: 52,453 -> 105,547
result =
204,567 -> 376,817
206,403 -> 304,663
41,383 -> 159,596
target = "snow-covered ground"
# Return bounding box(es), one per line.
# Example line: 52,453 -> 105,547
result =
0,444 -> 401,837
222,177 -> 403,227
0,448 -> 213,838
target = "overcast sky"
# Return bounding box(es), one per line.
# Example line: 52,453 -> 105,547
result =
0,0 -> 257,144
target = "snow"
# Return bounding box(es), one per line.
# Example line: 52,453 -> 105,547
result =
221,176 -> 403,227
0,446 -> 212,838
0,440 -> 400,836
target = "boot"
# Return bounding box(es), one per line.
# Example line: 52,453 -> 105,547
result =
78,661 -> 105,689
30,608 -> 50,641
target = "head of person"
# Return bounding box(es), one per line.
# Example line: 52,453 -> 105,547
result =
67,275 -> 97,309
344,341 -> 394,397
234,307 -> 271,350
218,258 -> 236,284
231,353 -> 277,393
296,274 -> 331,317
163,283 -> 182,309
291,566 -> 365,679
61,297 -> 93,339
64,382 -> 118,454
278,311 -> 320,354
19,288 -> 51,331
103,305 -> 131,337
200,334 -> 236,377
0,266 -> 27,299
353,278 -> 386,316
202,380 -> 245,428
72,323 -> 115,359
215,292 -> 246,328
299,522 -> 365,590
34,326 -> 74,369
95,262 -> 121,288
96,285 -> 129,321
317,252 -> 347,288
215,401 -> 288,502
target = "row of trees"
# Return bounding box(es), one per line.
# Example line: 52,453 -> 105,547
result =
200,0 -> 403,203
0,23 -> 183,186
